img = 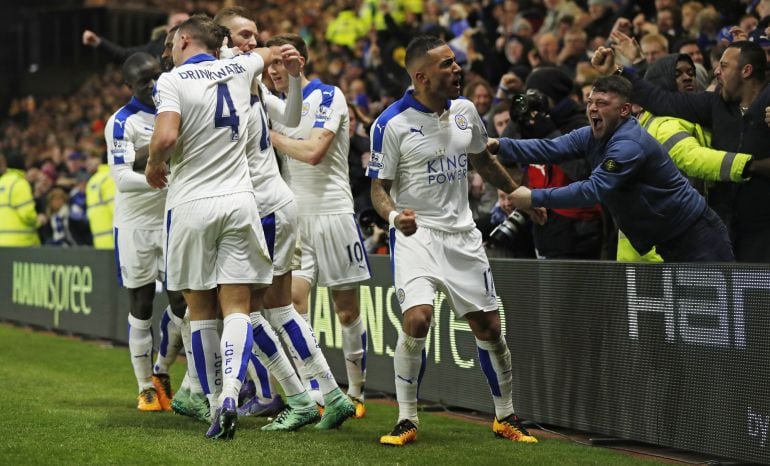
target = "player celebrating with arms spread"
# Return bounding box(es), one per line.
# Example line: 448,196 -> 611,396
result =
367,36 -> 544,446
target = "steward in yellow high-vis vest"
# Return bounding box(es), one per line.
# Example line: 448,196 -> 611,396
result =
86,162 -> 116,249
0,154 -> 40,246
617,53 -> 752,262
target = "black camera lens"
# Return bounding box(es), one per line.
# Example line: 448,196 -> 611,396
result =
489,209 -> 528,244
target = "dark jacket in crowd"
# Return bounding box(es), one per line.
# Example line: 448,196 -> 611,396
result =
628,69 -> 770,261
497,117 -> 707,255
97,34 -> 167,64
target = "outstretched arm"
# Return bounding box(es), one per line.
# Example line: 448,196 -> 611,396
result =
469,149 -> 547,225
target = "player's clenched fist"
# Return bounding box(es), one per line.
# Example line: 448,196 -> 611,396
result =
395,209 -> 418,236
145,162 -> 168,189
279,44 -> 303,78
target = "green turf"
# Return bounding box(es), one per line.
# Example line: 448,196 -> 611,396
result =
0,324 -> 655,465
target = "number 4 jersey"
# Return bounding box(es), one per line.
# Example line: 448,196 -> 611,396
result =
153,52 -> 262,210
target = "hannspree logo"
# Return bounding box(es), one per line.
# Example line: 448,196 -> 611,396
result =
11,262 -> 93,327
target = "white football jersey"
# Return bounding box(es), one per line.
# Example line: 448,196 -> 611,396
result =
246,83 -> 294,216
153,53 -> 261,210
272,79 -> 353,215
105,97 -> 165,229
366,91 -> 487,233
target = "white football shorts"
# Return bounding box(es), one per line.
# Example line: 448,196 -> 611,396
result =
390,226 -> 498,318
164,191 -> 273,291
114,227 -> 163,288
261,200 -> 298,276
293,213 -> 371,288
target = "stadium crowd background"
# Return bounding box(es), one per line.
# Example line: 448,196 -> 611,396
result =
0,0 -> 764,256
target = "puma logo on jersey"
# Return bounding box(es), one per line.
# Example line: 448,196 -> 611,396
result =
376,123 -> 384,134
410,126 -> 424,136
115,119 -> 126,128
322,90 -> 334,96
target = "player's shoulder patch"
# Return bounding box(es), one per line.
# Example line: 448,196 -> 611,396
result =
454,114 -> 469,130
601,158 -> 621,172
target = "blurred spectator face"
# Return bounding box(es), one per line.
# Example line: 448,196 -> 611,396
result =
563,30 -> 587,54
758,0 -> 770,19
34,175 -> 52,198
588,4 -> 608,20
714,47 -> 744,103
471,84 -> 493,115
655,0 -> 675,10
493,110 -> 511,136
222,16 -> 259,53
740,15 -> 759,33
537,34 -> 559,63
167,12 -> 190,30
679,43 -> 704,64
641,41 -> 667,64
681,3 -> 701,30
497,189 -> 514,215
515,20 -> 533,38
47,188 -> 68,214
505,38 -> 526,64
657,10 -> 675,31
581,83 -> 593,103
675,59 -> 697,92
85,155 -> 101,173
65,153 -> 85,175
544,0 -> 561,11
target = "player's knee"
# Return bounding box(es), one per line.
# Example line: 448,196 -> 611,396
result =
403,305 -> 432,338
166,290 -> 187,318
467,311 -> 501,340
129,283 -> 156,320
335,308 -> 359,326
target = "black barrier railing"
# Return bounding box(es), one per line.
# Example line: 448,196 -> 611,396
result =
0,248 -> 767,463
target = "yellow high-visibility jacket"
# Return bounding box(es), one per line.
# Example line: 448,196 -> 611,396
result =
86,164 -> 115,249
617,111 -> 751,261
0,168 -> 40,247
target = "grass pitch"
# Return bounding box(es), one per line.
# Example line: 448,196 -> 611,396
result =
0,324 -> 655,465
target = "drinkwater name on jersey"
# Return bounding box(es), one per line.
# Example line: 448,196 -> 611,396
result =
426,151 -> 468,185
177,63 -> 248,81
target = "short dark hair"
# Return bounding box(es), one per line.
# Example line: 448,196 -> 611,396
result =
213,6 -> 254,25
674,37 -> 699,52
490,101 -> 510,116
404,35 -> 446,71
592,75 -> 633,102
177,14 -> 228,52
265,33 -> 308,63
727,40 -> 767,82
122,52 -> 157,84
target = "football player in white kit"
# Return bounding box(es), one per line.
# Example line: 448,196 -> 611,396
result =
268,34 -> 369,419
367,36 -> 544,446
146,15 -> 291,440
213,7 -> 355,431
105,52 -> 186,413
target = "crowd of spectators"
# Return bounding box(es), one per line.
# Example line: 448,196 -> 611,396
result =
3,0 -> 769,260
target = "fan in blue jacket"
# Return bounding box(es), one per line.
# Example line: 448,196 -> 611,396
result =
489,75 -> 733,262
